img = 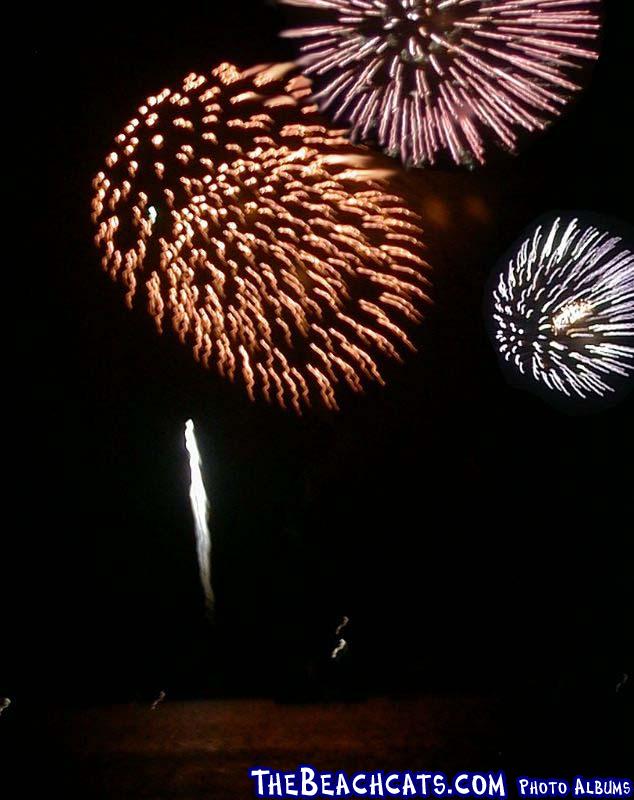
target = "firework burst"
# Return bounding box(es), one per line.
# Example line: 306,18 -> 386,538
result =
491,215 -> 634,402
280,0 -> 601,167
92,63 -> 431,412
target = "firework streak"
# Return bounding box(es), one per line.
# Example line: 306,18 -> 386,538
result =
331,639 -> 349,659
92,63 -> 431,412
491,216 -> 634,400
331,615 -> 350,658
280,0 -> 600,167
184,420 -> 214,612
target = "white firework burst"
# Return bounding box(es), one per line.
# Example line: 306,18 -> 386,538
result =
280,0 -> 601,167
492,216 -> 634,401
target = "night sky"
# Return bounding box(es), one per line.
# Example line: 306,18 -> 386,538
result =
9,0 -> 633,738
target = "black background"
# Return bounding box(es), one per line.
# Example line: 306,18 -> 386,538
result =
6,0 -> 633,770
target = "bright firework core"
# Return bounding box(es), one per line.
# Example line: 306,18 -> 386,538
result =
491,215 -> 634,402
92,63 -> 431,412
280,0 -> 600,167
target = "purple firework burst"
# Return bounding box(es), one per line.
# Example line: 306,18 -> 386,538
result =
280,0 -> 601,167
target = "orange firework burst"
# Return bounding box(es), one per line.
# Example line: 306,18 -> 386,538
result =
92,62 -> 431,412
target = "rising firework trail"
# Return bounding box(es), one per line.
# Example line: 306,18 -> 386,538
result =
184,420 -> 214,613
92,62 -> 431,412
279,0 -> 600,167
490,215 -> 634,403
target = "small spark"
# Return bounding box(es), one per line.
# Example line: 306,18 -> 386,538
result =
331,616 -> 350,659
616,673 -> 629,694
335,615 -> 350,637
331,639 -> 348,660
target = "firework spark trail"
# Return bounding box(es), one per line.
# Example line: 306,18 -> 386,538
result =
491,215 -> 634,401
184,420 -> 214,613
0,698 -> 10,716
280,0 -> 600,167
331,638 -> 349,659
331,615 -> 350,659
151,690 -> 167,710
92,62 -> 431,412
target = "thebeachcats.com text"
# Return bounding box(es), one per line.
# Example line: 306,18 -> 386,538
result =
248,767 -> 632,799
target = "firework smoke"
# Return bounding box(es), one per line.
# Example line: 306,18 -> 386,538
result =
491,215 -> 634,401
92,62 -> 431,412
184,420 -> 214,613
280,0 -> 600,167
